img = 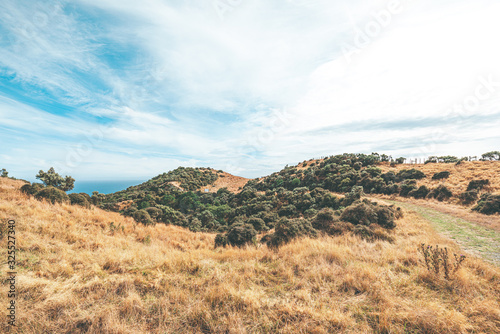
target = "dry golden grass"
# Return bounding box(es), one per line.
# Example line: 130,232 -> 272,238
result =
1,178 -> 500,333
378,161 -> 500,198
197,172 -> 249,194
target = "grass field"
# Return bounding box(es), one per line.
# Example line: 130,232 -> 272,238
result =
378,161 -> 500,199
1,177 -> 499,333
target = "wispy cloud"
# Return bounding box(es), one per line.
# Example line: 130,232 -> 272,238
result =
1,0 -> 499,180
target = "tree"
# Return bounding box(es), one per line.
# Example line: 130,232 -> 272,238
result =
481,151 -> 500,161
1,168 -> 8,177
36,167 -> 75,191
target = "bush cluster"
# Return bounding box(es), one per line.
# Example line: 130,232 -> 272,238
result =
472,194 -> 500,215
466,179 -> 489,191
35,187 -> 70,204
427,185 -> 453,202
432,171 -> 450,180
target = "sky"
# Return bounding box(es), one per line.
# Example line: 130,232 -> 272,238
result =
1,0 -> 500,181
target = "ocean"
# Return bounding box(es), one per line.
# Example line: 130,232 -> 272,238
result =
68,180 -> 146,195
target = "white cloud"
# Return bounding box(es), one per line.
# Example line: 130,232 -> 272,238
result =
1,0 -> 499,179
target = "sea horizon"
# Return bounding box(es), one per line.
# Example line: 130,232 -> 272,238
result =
68,180 -> 146,195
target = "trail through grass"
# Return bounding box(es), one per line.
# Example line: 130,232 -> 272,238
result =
390,200 -> 500,266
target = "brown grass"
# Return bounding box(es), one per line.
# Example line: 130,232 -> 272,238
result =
378,161 -> 500,198
1,178 -> 500,333
197,172 -> 249,194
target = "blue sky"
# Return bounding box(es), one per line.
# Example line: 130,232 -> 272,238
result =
1,0 -> 500,181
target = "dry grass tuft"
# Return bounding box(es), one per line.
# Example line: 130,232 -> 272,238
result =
0,177 -> 499,333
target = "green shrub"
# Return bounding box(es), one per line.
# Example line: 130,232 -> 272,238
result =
312,208 -> 338,230
399,180 -> 417,197
20,183 -> 45,196
226,223 -> 257,247
459,190 -> 478,205
69,193 -> 91,208
265,218 -> 317,248
35,187 -> 70,204
427,185 -> 453,201
373,206 -> 396,229
340,201 -> 378,226
432,171 -> 450,180
397,169 -> 425,180
342,186 -> 364,206
303,208 -> 318,218
472,194 -> 500,215
187,217 -> 202,232
133,210 -> 155,226
409,185 -> 429,199
145,207 -> 163,221
466,179 -> 489,191
247,217 -> 268,231
340,200 -> 398,229
278,204 -> 297,217
214,234 -> 228,248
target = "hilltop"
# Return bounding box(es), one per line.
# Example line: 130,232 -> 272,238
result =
2,176 -> 500,333
81,154 -> 499,240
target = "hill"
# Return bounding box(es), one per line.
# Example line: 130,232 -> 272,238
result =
377,160 -> 500,200
2,177 -> 500,333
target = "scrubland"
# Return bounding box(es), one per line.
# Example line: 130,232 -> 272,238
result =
1,177 -> 499,333
378,161 -> 500,197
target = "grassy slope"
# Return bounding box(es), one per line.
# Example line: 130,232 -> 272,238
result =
385,200 -> 500,266
378,161 -> 500,198
1,178 -> 500,333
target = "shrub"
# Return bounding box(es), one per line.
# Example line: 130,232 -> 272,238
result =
226,223 -> 257,247
20,183 -> 45,196
397,169 -> 425,180
466,179 -> 490,191
214,234 -> 228,248
427,185 -> 453,201
432,171 -> 450,180
472,194 -> 500,215
409,185 -> 430,199
145,207 -> 163,221
459,190 -> 478,205
265,218 -> 317,248
374,206 -> 397,229
69,193 -> 91,208
312,208 -> 339,230
35,187 -> 69,204
187,217 -> 202,232
161,207 -> 187,225
340,201 -> 378,226
133,210 -> 155,226
342,185 -> 364,206
381,172 -> 397,184
303,208 -> 318,218
399,180 -> 417,197
247,217 -> 268,231
340,200 -> 398,229
278,204 -> 297,217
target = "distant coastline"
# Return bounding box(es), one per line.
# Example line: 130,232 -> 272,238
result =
68,180 -> 146,195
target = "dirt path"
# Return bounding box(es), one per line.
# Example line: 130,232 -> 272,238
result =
385,200 -> 500,266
